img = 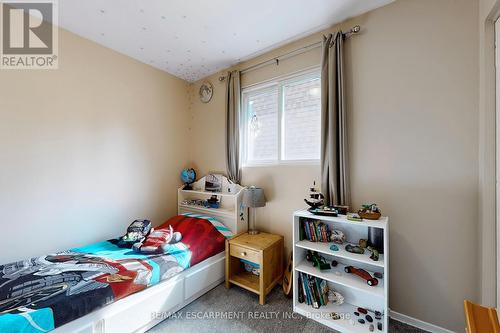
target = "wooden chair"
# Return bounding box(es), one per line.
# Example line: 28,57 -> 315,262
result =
464,300 -> 500,333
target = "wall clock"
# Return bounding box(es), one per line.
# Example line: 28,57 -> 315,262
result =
199,81 -> 213,103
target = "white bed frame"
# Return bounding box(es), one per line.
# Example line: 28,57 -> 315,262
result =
54,252 -> 225,333
54,183 -> 247,333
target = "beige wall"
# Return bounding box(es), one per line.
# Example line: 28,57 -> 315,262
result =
0,28 -> 190,263
189,0 -> 479,331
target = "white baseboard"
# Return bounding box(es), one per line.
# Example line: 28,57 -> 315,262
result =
389,309 -> 457,333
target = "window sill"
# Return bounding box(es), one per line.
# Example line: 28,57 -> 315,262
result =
242,160 -> 320,168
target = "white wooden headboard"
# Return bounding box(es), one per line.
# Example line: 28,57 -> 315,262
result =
177,175 -> 248,235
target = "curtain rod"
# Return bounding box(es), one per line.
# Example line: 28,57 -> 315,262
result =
218,25 -> 361,82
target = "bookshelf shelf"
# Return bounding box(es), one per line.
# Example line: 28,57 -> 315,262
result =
295,260 -> 384,298
292,209 -> 389,333
294,302 -> 386,333
295,240 -> 385,268
293,209 -> 388,229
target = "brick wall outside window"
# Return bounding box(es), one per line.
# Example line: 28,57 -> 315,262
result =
242,71 -> 321,165
247,89 -> 278,161
283,78 -> 321,160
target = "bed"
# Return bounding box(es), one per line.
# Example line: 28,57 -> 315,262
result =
0,212 -> 239,333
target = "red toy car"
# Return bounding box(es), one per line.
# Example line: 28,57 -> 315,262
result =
344,266 -> 378,286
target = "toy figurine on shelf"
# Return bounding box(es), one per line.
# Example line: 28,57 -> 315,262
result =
347,212 -> 362,222
333,205 -> 349,215
304,181 -> 324,209
367,246 -> 380,261
206,195 -> 220,209
306,250 -> 331,271
328,289 -> 345,305
345,244 -> 365,254
330,312 -> 341,320
305,182 -> 340,217
319,206 -> 339,216
330,229 -> 346,244
358,203 -> 382,220
308,205 -> 339,217
359,239 -> 368,249
330,244 -> 339,252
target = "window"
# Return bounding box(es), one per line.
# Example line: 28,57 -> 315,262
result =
241,70 -> 321,166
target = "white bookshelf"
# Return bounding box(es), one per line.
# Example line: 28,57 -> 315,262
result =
293,209 -> 389,333
177,175 -> 248,234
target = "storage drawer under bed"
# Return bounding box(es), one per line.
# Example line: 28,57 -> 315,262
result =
184,255 -> 225,300
105,276 -> 184,333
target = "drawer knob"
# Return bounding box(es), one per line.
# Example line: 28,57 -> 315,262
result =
241,252 -> 247,256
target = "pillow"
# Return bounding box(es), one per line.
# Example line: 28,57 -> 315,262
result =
156,214 -> 229,266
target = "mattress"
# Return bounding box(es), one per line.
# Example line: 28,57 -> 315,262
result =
0,214 -> 231,333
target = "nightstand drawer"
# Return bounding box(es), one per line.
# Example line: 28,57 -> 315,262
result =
230,244 -> 260,264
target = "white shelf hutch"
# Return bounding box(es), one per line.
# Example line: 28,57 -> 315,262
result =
178,175 -> 248,234
292,209 -> 389,333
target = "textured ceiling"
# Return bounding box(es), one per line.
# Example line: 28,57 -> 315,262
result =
58,0 -> 393,82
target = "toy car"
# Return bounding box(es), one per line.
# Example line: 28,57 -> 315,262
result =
306,251 -> 331,270
344,266 -> 378,286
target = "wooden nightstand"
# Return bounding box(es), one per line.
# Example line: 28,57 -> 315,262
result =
225,232 -> 284,305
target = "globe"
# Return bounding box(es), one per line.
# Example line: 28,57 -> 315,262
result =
181,168 -> 196,189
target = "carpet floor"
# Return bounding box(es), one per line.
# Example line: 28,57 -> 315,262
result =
148,284 -> 428,333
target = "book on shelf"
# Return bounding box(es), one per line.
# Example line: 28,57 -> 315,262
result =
314,277 -> 324,306
298,273 -> 305,303
298,272 -> 329,309
299,221 -> 305,241
307,274 -> 320,308
300,272 -> 312,305
309,221 -> 316,242
301,219 -> 331,243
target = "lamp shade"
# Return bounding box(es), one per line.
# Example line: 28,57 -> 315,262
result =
243,187 -> 266,208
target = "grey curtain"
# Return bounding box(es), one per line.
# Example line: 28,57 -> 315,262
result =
321,32 -> 350,207
225,70 -> 242,184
